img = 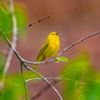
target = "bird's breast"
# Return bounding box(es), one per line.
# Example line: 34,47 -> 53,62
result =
49,39 -> 60,51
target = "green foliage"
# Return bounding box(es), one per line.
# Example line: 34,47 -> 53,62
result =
80,72 -> 100,100
0,73 -> 25,100
0,6 -> 12,37
61,53 -> 100,100
15,5 -> 27,36
55,56 -> 69,63
0,3 -> 27,39
0,1 -> 100,100
0,83 -> 14,100
0,71 -> 39,100
0,1 -> 28,99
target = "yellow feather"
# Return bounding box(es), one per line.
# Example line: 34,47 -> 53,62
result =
33,32 -> 60,69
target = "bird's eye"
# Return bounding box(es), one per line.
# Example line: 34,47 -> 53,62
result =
51,32 -> 58,35
52,33 -> 54,35
55,32 -> 58,35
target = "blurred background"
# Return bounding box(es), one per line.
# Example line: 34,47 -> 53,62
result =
0,0 -> 100,100
15,0 -> 100,68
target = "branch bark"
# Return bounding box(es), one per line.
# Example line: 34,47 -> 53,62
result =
21,31 -> 100,64
0,30 -> 63,100
1,18 -> 100,99
31,79 -> 58,100
2,0 -> 18,81
31,31 -> 100,99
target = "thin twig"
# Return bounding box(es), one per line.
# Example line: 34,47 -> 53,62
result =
25,77 -> 86,85
2,31 -> 99,66
0,30 -> 63,100
28,16 -> 50,27
30,76 -> 86,100
30,31 -> 100,99
20,63 -> 28,100
7,16 -> 50,34
58,31 -> 100,56
31,80 -> 58,100
2,0 -> 18,81
22,31 -> 100,64
24,65 -> 63,100
1,28 -> 100,99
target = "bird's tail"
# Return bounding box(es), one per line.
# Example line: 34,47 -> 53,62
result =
33,56 -> 44,70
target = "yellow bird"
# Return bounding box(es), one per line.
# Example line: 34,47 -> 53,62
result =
34,32 -> 60,69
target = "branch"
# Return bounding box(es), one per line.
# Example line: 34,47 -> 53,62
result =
25,65 -> 63,100
8,15 -> 50,34
1,25 -> 100,100
58,31 -> 100,56
22,31 -> 100,64
28,16 -> 50,27
30,76 -> 86,100
2,0 -> 18,81
30,31 -> 100,99
31,79 -> 58,100
25,77 -> 85,85
20,63 -> 28,100
0,30 -> 63,100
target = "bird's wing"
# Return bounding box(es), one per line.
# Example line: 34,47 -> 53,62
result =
36,42 -> 48,61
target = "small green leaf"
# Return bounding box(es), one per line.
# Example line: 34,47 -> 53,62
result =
55,56 -> 68,63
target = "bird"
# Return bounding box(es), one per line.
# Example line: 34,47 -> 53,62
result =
33,32 -> 60,69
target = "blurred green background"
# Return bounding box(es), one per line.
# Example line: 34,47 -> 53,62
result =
0,0 -> 100,100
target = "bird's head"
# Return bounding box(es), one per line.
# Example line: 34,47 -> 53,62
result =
50,32 -> 58,36
47,32 -> 59,40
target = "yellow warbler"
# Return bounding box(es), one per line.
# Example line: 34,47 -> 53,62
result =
34,32 -> 60,69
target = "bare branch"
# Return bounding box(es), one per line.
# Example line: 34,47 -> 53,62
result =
0,30 -> 63,100
25,77 -> 86,86
28,16 -> 50,27
22,31 -> 100,64
30,76 -> 86,100
20,63 -> 28,100
24,65 -> 63,100
1,30 -> 100,99
30,31 -> 100,99
7,15 -> 50,34
58,31 -> 100,56
2,0 -> 18,81
1,22 -> 100,100
31,80 -> 58,100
